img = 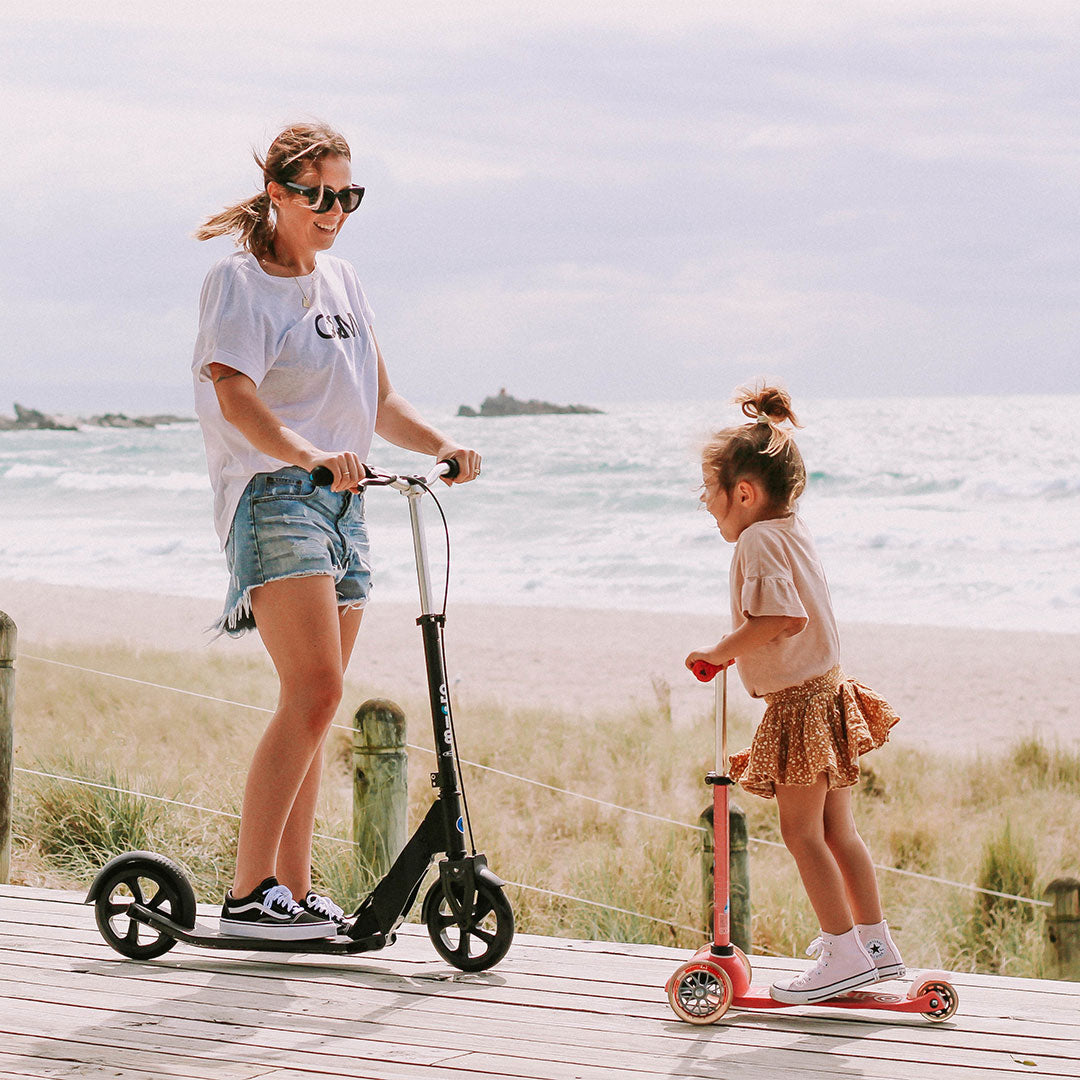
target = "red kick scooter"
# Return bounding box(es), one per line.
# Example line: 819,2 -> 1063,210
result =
665,660 -> 959,1024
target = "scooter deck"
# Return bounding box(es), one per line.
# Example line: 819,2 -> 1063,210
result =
131,905 -> 394,954
733,986 -> 938,1014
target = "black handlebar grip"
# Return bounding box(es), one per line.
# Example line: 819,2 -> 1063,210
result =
440,457 -> 461,480
310,466 -> 334,486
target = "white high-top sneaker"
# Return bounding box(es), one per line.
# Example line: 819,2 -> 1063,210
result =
770,927 -> 878,1004
856,919 -> 905,980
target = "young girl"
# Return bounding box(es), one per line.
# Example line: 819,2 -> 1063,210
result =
685,384 -> 903,1004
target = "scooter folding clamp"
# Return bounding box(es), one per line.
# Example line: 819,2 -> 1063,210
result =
705,772 -> 735,786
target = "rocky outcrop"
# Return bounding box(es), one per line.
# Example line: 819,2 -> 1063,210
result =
0,403 -> 193,431
458,389 -> 602,418
3,404 -> 78,431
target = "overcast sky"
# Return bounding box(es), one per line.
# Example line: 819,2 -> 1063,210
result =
2,1 -> 1078,414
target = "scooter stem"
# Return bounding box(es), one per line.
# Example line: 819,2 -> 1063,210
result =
711,665 -> 732,951
715,666 -> 728,775
406,487 -> 436,615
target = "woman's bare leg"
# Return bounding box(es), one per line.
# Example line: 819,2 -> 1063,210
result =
822,785 -> 883,925
231,575 -> 349,897
275,604 -> 365,896
774,775 -> 854,936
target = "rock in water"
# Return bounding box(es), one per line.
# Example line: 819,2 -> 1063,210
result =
457,388 -> 602,417
10,403 -> 78,431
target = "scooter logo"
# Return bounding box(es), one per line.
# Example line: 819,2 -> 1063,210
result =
439,683 -> 453,755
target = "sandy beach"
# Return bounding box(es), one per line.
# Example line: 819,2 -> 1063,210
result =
2,577 -> 1077,755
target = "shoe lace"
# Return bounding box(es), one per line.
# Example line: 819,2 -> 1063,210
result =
263,884 -> 304,915
786,938 -> 831,988
306,892 -> 345,919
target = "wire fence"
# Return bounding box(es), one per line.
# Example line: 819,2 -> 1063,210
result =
13,651 -> 1053,919
13,764 -> 708,942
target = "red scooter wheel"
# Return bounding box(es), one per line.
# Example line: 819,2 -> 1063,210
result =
908,976 -> 959,1022
667,959 -> 733,1023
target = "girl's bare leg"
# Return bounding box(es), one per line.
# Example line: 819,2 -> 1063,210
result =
232,575 -> 350,897
822,785 -> 883,925
275,604 -> 365,897
774,775 -> 854,936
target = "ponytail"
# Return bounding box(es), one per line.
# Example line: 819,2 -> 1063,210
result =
703,382 -> 807,510
194,191 -> 275,259
733,383 -> 801,458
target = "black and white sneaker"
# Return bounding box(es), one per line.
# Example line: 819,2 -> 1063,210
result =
302,891 -> 349,933
219,877 -> 336,940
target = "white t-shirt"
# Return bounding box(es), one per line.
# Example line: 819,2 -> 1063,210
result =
729,514 -> 841,697
192,251 -> 380,545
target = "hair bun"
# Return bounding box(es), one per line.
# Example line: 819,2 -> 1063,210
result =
734,383 -> 800,429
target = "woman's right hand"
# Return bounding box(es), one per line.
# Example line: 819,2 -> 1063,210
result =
306,451 -> 365,492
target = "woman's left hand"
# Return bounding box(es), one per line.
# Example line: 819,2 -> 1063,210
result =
437,444 -> 482,484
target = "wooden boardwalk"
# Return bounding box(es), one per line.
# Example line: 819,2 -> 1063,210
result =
1,884 -> 1078,1079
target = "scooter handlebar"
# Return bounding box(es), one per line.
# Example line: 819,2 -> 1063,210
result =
434,457 -> 460,482
309,458 -> 459,489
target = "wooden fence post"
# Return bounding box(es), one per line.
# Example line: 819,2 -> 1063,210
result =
353,698 -> 408,882
1045,877 -> 1080,981
0,611 -> 15,886
700,801 -> 751,953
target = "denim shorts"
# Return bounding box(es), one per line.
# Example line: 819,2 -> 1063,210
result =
215,466 -> 373,637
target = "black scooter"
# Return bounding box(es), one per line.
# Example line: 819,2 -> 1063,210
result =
86,459 -> 513,972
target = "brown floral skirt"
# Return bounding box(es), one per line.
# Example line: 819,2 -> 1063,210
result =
728,665 -> 900,799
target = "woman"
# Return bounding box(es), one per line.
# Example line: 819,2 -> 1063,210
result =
192,123 -> 480,939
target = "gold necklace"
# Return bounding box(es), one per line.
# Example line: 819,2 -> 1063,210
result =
259,255 -> 316,307
293,266 -> 316,308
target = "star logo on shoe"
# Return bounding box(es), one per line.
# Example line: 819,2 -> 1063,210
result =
867,939 -> 886,957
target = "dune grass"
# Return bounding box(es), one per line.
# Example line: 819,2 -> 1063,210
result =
8,640 -> 1079,979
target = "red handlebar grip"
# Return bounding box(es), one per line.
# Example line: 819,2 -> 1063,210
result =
691,660 -> 723,683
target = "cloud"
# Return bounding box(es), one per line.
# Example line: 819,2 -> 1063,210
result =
2,1 -> 1079,411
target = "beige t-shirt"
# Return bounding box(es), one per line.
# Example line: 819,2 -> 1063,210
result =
729,514 -> 840,698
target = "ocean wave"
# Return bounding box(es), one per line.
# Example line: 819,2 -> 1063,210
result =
57,472 -> 210,493
808,470 -> 964,498
1,463 -> 59,480
808,469 -> 1080,501
1,463 -> 208,493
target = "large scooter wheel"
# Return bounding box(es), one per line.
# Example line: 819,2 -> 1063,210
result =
667,959 -> 733,1024
91,851 -> 196,960
424,877 -> 514,972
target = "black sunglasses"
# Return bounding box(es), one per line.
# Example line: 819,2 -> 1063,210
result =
283,181 -> 365,214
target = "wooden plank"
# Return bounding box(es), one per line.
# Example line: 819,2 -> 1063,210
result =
5,887 -> 1080,1002
5,898 -> 1080,1014
4,954 -> 1075,1080
4,968 -> 1079,1075
0,1032 -> 273,1080
3,935 -> 1080,1052
0,1036 -> 510,1080
5,929 -> 1079,1042
0,953 -> 1067,1068
2,884 -> 1079,1080
4,953 -> 1079,1057
0,1007 -> 527,1080
1,1005 -> 1043,1080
